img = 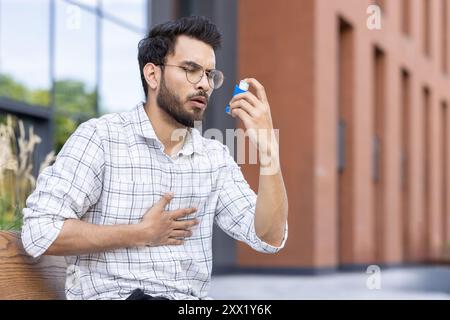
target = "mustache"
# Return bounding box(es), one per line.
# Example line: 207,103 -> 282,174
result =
186,91 -> 209,103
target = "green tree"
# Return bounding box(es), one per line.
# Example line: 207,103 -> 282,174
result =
0,74 -> 31,103
0,74 -> 51,107
0,74 -> 97,153
53,80 -> 97,152
30,89 -> 51,106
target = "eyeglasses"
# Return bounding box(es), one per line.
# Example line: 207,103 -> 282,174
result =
157,62 -> 224,89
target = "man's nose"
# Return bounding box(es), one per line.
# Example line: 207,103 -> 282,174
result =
195,72 -> 211,91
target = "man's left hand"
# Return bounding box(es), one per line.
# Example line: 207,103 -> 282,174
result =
229,78 -> 279,169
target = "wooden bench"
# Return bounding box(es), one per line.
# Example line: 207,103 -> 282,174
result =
0,231 -> 67,300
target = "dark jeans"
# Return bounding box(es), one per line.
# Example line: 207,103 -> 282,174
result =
126,288 -> 169,300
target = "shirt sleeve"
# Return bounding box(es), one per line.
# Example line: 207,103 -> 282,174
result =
21,119 -> 105,258
214,145 -> 288,254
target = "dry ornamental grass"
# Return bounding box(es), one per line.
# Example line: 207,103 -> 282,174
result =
0,115 -> 55,230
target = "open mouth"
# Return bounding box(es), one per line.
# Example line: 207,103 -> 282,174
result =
189,96 -> 207,109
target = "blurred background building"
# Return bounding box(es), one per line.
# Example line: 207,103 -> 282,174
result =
1,0 -> 449,274
0,0 -> 148,166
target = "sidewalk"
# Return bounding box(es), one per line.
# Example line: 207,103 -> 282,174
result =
209,266 -> 450,300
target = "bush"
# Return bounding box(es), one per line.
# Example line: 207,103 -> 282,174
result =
0,115 -> 55,230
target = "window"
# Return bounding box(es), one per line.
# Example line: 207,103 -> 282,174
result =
401,69 -> 411,190
373,47 -> 386,261
424,0 -> 431,57
54,0 -> 98,151
337,119 -> 346,173
423,87 -> 431,251
1,0 -> 148,151
0,0 -> 51,107
100,19 -> 144,114
373,47 -> 385,184
55,0 -> 97,115
102,0 -> 147,30
69,0 -> 98,8
443,0 -> 448,73
401,69 -> 411,259
442,101 -> 449,247
337,17 -> 354,264
401,0 -> 411,36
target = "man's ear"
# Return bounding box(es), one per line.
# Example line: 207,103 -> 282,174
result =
143,63 -> 159,90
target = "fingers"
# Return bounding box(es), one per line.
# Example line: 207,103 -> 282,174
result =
170,229 -> 193,238
153,193 -> 174,211
169,207 -> 197,220
172,218 -> 199,230
163,227 -> 197,246
230,91 -> 260,109
229,98 -> 258,118
164,238 -> 184,246
244,78 -> 268,102
230,108 -> 252,126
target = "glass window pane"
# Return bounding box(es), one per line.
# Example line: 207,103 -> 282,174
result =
54,0 -> 97,151
55,0 -> 97,115
69,0 -> 98,9
0,0 -> 51,107
100,20 -> 144,114
102,0 -> 147,31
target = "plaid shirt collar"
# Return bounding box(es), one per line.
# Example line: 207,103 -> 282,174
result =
132,101 -> 206,156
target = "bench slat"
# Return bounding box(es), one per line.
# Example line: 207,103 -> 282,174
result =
0,231 -> 67,300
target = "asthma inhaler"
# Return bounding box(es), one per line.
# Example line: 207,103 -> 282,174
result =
226,80 -> 249,114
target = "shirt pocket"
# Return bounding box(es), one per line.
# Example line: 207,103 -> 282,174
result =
173,170 -> 214,219
102,180 -> 157,225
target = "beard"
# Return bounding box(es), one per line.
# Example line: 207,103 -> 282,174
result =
156,74 -> 208,128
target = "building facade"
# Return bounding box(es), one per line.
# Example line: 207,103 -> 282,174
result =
1,0 -> 449,273
236,0 -> 450,272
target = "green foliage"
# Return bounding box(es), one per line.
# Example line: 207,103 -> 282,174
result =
54,80 -> 97,116
30,89 -> 51,106
0,74 -> 29,103
53,79 -> 97,152
0,73 -> 98,152
0,74 -> 50,107
54,115 -> 77,152
0,197 -> 23,230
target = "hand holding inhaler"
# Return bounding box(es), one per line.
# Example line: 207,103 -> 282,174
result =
226,80 -> 249,114
225,78 -> 280,174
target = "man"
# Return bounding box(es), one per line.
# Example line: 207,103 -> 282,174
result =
21,16 -> 288,300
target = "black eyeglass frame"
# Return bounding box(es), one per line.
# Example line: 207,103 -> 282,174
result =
156,62 -> 224,89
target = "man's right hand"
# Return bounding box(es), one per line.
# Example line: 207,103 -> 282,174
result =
136,193 -> 199,246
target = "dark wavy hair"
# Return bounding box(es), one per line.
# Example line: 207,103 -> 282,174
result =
138,16 -> 222,98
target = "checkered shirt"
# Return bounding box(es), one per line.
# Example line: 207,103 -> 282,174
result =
21,102 -> 287,300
